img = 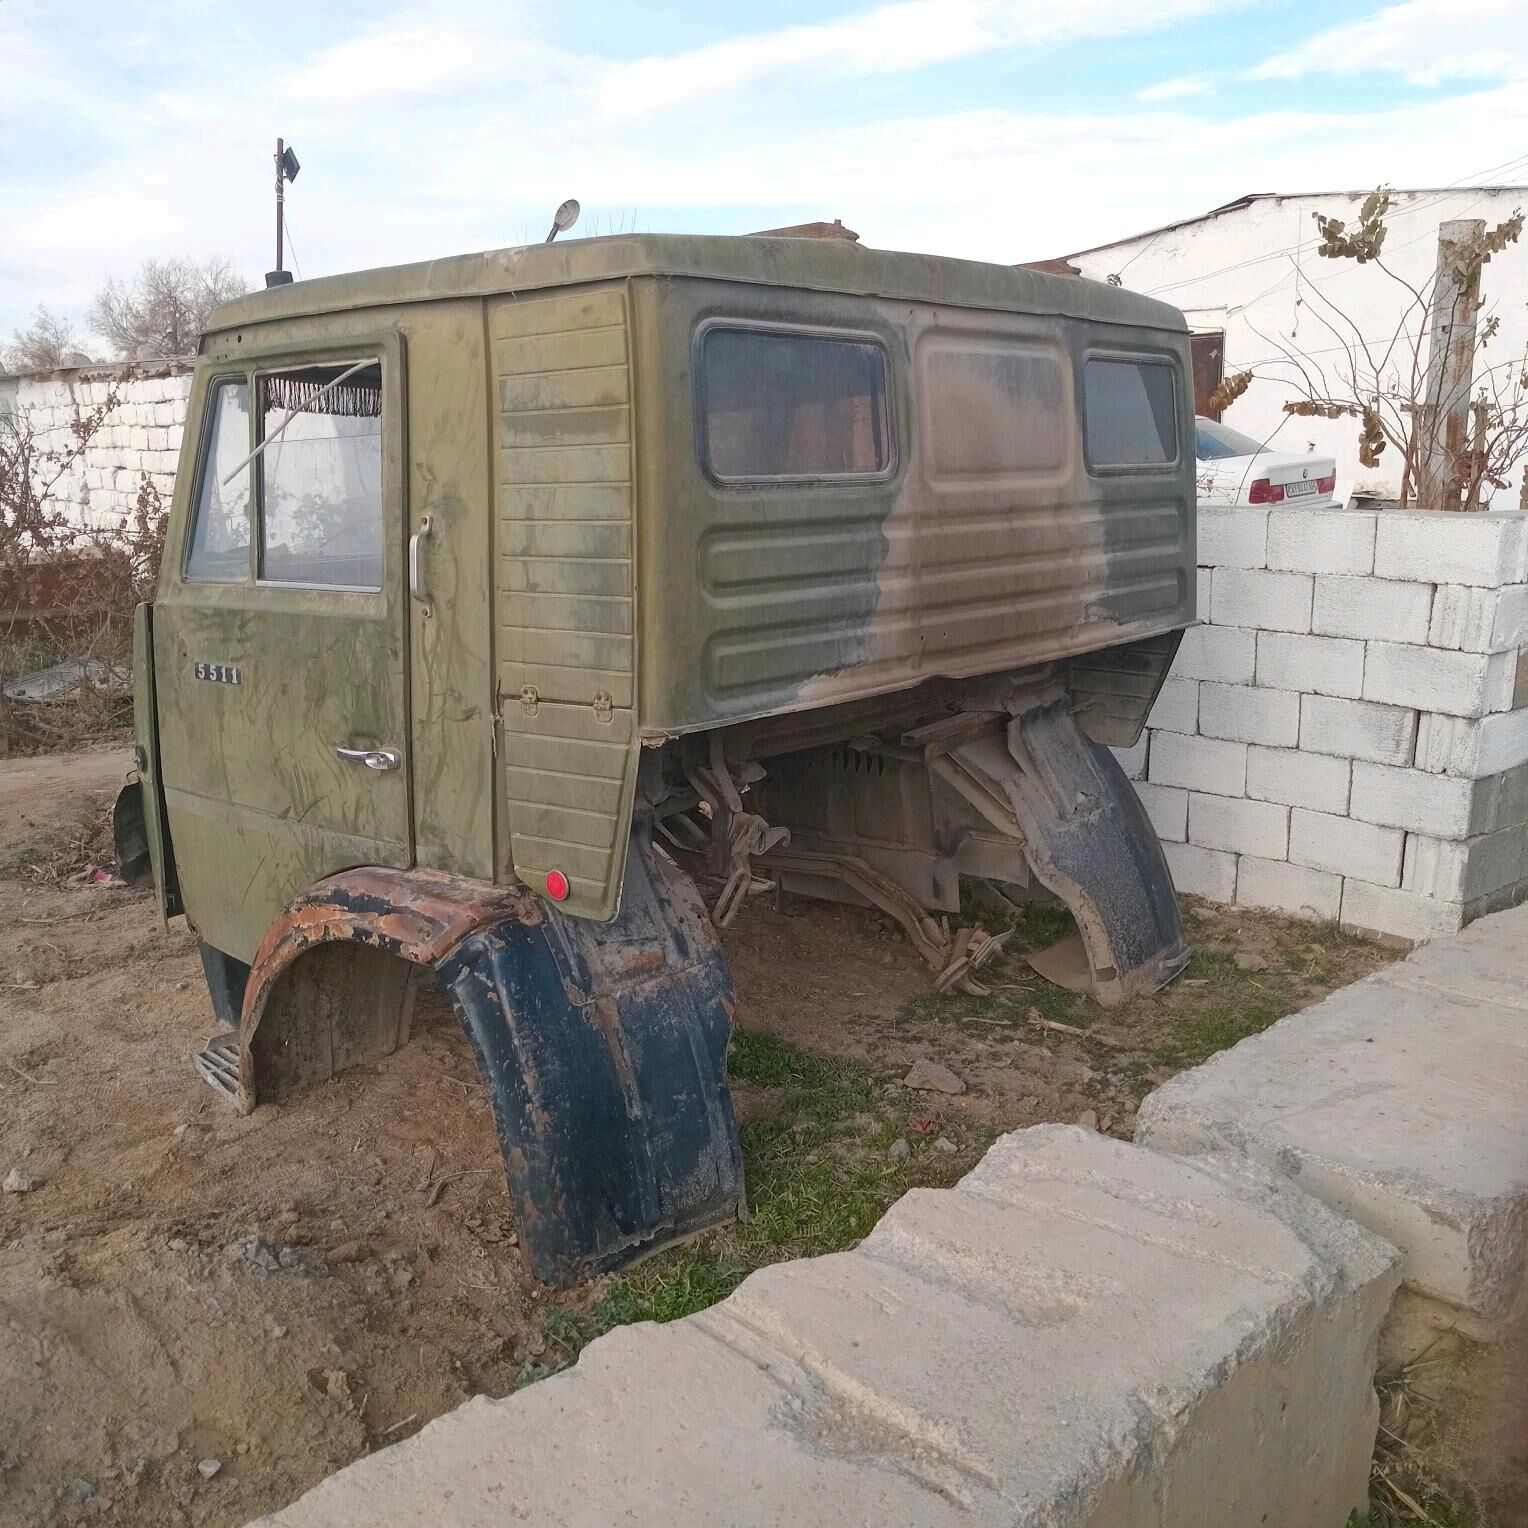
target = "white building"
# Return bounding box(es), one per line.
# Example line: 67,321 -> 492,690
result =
1062,186 -> 1528,511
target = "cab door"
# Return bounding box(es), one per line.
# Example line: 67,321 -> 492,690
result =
153,336 -> 411,963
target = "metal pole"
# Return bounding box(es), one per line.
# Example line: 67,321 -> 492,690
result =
1416,219 -> 1483,511
275,137 -> 286,274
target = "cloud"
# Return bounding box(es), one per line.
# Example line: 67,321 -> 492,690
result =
1252,0 -> 1528,85
284,27 -> 483,102
598,0 -> 1244,116
7,0 -> 1528,344
1137,76 -> 1210,102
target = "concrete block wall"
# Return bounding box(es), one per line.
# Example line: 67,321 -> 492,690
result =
1116,506 -> 1528,942
1,360 -> 193,531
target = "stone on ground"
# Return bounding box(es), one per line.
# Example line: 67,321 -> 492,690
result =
253,1126 -> 1397,1528
1137,902 -> 1528,1341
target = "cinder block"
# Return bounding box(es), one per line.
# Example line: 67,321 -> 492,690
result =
1374,510 -> 1527,587
1428,585 -> 1524,654
1212,568 -> 1314,634
1300,694 -> 1417,767
1256,631 -> 1364,699
1147,676 -> 1198,734
1246,745 -> 1351,813
1363,642 -> 1516,720
1135,781 -> 1188,842
1149,730 -> 1248,796
1266,507 -> 1377,576
1195,568 -> 1213,623
1312,574 -> 1433,643
1197,504 -> 1269,569
1493,584 -> 1528,649
1416,710 -> 1528,778
1289,808 -> 1404,887
1487,762 -> 1528,831
1139,909 -> 1528,1330
1340,878 -> 1466,943
1190,792 -> 1289,858
1199,682 -> 1300,746
1403,828 -> 1528,903
1350,761 -> 1492,838
1164,840 -> 1238,901
1236,855 -> 1343,921
1112,736 -> 1147,780
1172,624 -> 1257,684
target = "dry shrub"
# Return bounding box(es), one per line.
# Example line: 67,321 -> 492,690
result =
0,389 -> 166,753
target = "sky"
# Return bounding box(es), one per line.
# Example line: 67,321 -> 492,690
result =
2,0 -> 1526,349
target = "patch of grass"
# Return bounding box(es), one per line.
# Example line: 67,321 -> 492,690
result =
536,1031 -> 959,1367
592,1248 -> 750,1328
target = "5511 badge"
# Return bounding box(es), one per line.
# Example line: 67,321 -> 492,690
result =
194,662 -> 243,686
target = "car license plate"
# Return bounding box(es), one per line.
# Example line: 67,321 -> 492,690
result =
1284,479 -> 1318,498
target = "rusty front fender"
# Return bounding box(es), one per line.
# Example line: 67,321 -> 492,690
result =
236,848 -> 743,1288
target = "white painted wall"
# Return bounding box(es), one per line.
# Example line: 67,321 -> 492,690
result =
1071,188 -> 1528,511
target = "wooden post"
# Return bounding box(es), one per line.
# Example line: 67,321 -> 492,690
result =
1416,219 -> 1483,511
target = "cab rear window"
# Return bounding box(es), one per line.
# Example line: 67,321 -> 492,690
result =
923,345 -> 1066,477
1083,358 -> 1179,470
699,327 -> 891,482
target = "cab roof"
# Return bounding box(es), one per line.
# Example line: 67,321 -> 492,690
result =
205,233 -> 1187,339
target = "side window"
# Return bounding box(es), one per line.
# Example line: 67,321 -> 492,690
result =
1083,358 -> 1179,469
700,327 -> 891,482
923,345 -> 1066,478
185,378 -> 252,582
258,362 -> 383,588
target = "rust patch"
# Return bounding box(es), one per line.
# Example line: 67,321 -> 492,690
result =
237,867 -> 539,1111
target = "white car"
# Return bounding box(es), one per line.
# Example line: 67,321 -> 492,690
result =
1194,417 -> 1336,507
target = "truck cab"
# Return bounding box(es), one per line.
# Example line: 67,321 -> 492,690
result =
119,234 -> 1195,1284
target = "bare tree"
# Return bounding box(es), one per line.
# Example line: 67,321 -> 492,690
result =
89,256 -> 248,360
1219,190 -> 1526,510
4,306 -> 83,372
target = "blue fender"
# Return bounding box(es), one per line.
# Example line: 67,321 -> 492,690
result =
435,828 -> 744,1286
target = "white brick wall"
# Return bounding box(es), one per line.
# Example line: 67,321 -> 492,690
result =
1131,504 -> 1528,941
6,360 -> 193,531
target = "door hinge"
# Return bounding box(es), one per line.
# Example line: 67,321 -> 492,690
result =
592,690 -> 613,724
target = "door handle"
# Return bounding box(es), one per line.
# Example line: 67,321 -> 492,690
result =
409,515 -> 432,619
336,746 -> 402,771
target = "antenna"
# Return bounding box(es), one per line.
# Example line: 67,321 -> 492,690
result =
545,198 -> 580,244
266,139 -> 302,289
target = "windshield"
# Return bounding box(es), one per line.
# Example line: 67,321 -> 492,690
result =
1194,417 -> 1265,460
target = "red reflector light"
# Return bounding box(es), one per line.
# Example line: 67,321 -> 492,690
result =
1317,473 -> 1336,495
545,869 -> 570,902
1247,477 -> 1284,504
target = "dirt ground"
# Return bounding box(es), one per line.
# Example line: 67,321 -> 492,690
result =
0,746 -> 1406,1527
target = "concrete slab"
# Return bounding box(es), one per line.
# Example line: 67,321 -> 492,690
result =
1137,903 -> 1528,1336
254,1127 -> 1397,1528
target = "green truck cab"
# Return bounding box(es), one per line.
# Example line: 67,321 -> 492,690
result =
118,234 -> 1195,1284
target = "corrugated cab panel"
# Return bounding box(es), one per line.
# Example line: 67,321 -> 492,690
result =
492,286 -> 639,920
